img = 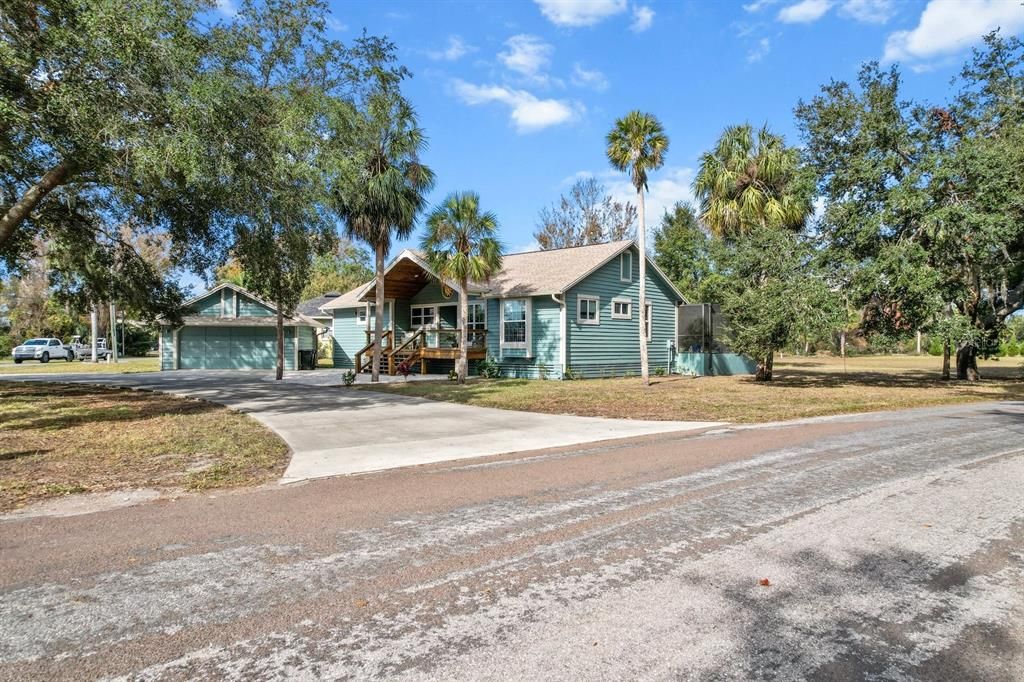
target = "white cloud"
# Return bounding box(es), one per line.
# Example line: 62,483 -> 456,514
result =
743,0 -> 780,12
534,0 -> 628,27
571,63 -> 609,91
631,5 -> 655,32
427,35 -> 475,61
452,80 -> 579,133
498,34 -> 554,84
777,0 -> 833,24
747,37 -> 772,63
326,17 -> 348,32
883,0 -> 1024,64
838,0 -> 893,24
571,167 -> 697,227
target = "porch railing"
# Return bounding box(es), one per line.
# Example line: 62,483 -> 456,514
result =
426,328 -> 487,351
355,330 -> 392,373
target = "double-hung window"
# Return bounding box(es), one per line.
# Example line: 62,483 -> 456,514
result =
466,302 -> 486,330
577,296 -> 599,325
502,299 -> 527,348
612,297 -> 631,320
410,305 -> 435,329
620,251 -> 632,282
356,306 -> 368,326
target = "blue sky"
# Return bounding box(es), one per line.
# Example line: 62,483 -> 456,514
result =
201,0 -> 1024,287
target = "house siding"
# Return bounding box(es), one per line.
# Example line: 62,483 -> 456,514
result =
160,327 -> 174,370
237,294 -> 276,317
485,296 -> 563,379
332,307 -> 364,369
190,292 -> 224,317
565,246 -> 679,378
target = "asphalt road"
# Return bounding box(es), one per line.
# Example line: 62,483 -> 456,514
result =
1,401 -> 1023,680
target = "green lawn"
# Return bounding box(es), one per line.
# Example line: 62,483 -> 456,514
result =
356,354 -> 1024,424
0,381 -> 289,512
0,356 -> 159,375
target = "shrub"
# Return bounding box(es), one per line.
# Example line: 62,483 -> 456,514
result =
448,368 -> 458,381
477,356 -> 501,379
1003,340 -> 1020,357
0,334 -> 12,357
342,369 -> 356,386
562,366 -> 581,380
653,366 -> 666,377
396,360 -> 413,379
927,337 -> 944,356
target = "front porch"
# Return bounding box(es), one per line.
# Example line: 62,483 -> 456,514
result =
345,253 -> 490,376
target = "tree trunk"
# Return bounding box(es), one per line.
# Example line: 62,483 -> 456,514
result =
941,339 -> 951,380
275,303 -> 284,381
0,161 -> 74,247
755,351 -> 774,382
956,343 -> 981,381
372,243 -> 385,383
637,187 -> 649,386
458,280 -> 468,384
840,330 -> 846,358
916,330 -> 922,355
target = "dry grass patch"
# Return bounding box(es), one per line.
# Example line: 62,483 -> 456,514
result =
0,382 -> 289,511
357,355 -> 1024,423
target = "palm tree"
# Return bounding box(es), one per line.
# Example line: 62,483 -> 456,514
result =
334,93 -> 435,382
422,192 -> 503,384
692,124 -> 808,238
606,111 -> 669,386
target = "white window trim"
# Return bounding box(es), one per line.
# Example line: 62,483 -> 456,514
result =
644,301 -> 653,342
611,296 -> 632,320
355,305 -> 368,326
620,251 -> 632,282
466,301 -> 486,330
577,295 -> 600,326
500,298 -> 531,353
410,304 -> 439,330
358,301 -> 395,329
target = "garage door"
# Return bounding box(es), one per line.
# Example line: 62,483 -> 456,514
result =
179,327 -> 278,369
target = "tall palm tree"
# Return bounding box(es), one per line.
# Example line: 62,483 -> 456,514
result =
334,93 -> 435,382
422,192 -> 503,384
692,124 -> 808,238
606,111 -> 669,386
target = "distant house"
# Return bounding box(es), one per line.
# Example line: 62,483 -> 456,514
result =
159,283 -> 325,370
322,240 -> 687,379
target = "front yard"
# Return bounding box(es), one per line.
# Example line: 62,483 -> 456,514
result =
0,382 -> 289,512
0,356 -> 159,375
358,354 -> 1024,423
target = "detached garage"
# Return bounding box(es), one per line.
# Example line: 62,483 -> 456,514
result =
159,283 -> 325,371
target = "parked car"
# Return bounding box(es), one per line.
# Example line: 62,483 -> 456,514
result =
67,335 -> 111,361
11,337 -> 74,363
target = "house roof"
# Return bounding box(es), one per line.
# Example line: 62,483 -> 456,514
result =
162,282 -> 326,328
295,294 -> 341,319
177,315 -> 324,328
321,240 -> 687,308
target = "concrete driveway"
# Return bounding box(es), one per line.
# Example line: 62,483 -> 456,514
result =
2,371 -> 720,482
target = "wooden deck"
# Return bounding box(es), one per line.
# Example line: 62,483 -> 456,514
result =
420,347 -> 487,360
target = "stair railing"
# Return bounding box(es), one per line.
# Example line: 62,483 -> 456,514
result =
355,329 -> 392,373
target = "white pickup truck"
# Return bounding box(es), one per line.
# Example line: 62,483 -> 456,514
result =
67,335 -> 111,361
11,337 -> 75,364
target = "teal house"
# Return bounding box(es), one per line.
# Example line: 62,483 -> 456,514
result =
159,283 -> 324,370
323,240 -> 687,379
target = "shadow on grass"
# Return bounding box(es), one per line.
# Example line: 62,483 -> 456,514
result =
0,381 -> 223,432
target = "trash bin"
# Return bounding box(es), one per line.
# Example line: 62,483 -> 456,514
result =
298,350 -> 316,371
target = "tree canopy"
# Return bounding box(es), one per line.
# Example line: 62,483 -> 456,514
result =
533,177 -> 636,250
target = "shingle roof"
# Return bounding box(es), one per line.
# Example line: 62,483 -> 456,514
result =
178,315 -> 325,328
295,294 -> 341,319
321,239 -> 686,307
478,240 -> 632,297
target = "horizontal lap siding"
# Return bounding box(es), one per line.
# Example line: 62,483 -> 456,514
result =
485,296 -> 562,379
160,328 -> 174,370
298,327 -> 316,351
190,293 -> 224,317
566,246 -> 678,379
237,294 -> 276,317
332,308 -> 364,369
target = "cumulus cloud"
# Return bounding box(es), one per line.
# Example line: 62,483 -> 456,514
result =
534,0 -> 628,27
571,63 -> 609,91
427,35 -> 475,61
631,5 -> 655,32
452,80 -> 579,133
777,0 -> 833,24
498,35 -> 554,84
883,0 -> 1024,64
215,0 -> 237,16
838,0 -> 893,24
